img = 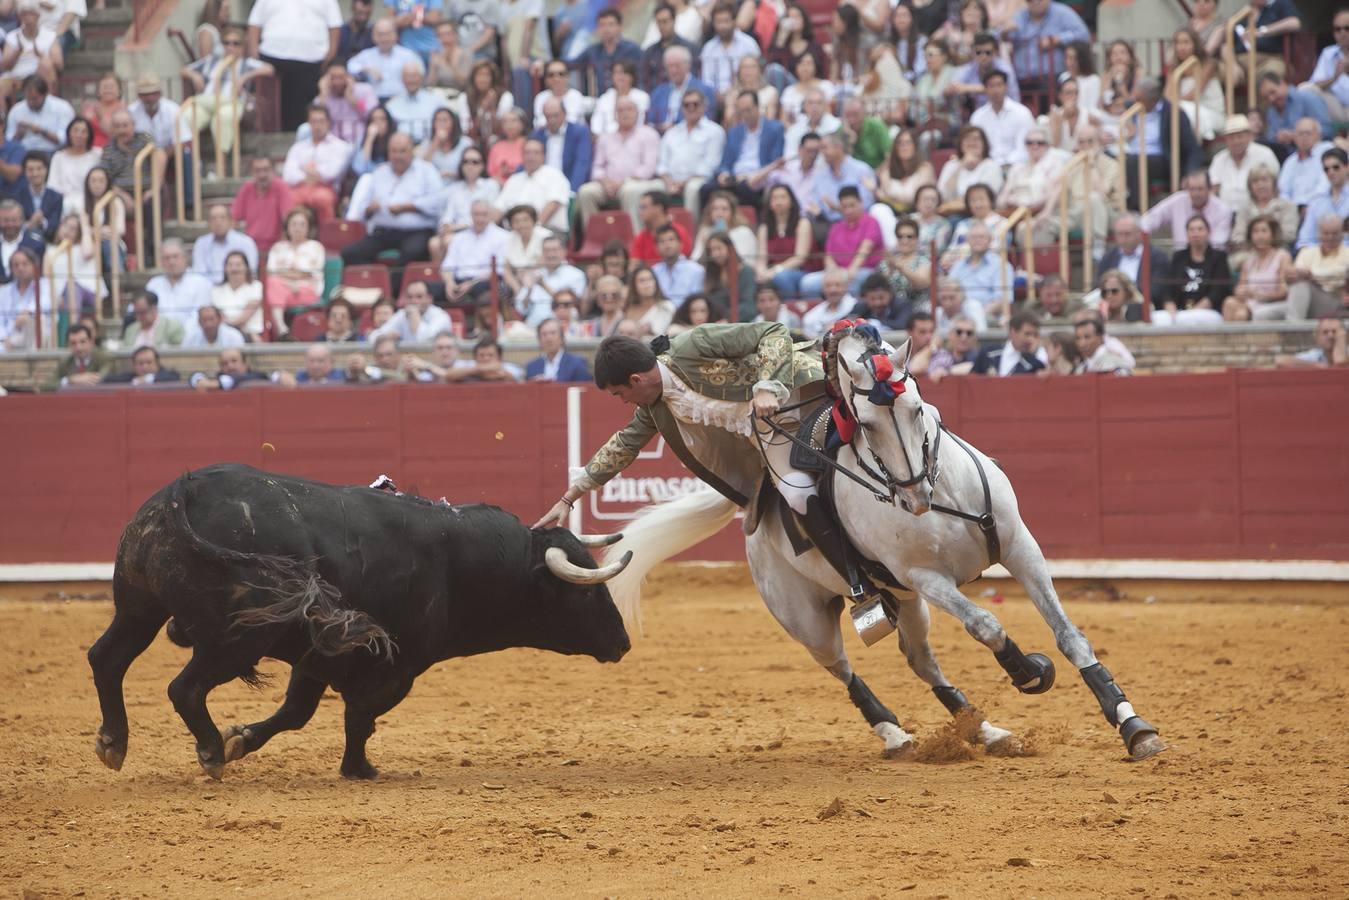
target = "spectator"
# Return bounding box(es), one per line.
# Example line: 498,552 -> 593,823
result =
647,44 -> 716,131
766,131 -> 826,220
192,202 -> 259,282
667,292 -> 726,335
1100,38 -> 1142,115
1158,214 -> 1229,325
912,183 -> 952,254
589,59 -> 651,136
429,147 -> 499,261
426,20 -> 470,94
1278,118 -> 1333,206
1307,8 -> 1349,122
888,3 -> 929,86
1098,214 -> 1167,294
932,275 -> 988,335
0,1 -> 63,106
49,324 -> 107,388
783,87 -> 841,156
999,125 -> 1065,213
631,89 -> 724,220
47,212 -> 99,310
874,214 -> 931,308
190,347 -> 269,392
1096,269 -> 1146,324
123,291 -> 185,349
1032,124 -> 1115,256
944,183 -> 1004,264
319,295 -> 359,343
801,269 -> 856,337
767,3 -> 826,91
463,337 -> 523,382
1040,331 -> 1082,376
464,61 -> 514,144
1231,167 -> 1298,263
630,190 -> 691,263
247,0 -> 341,130
231,156 -> 292,255
703,90 -> 784,211
700,231 -> 755,320
578,97 -> 659,228
48,116 -> 98,214
283,104 -> 353,223
641,3 -> 700,92
848,271 -> 912,330
127,75 -> 188,155
83,166 -> 125,274
1294,149 -> 1349,251
546,288 -> 590,340
501,205 -> 549,300
102,345 -> 182,386
756,183 -> 816,299
651,223 -> 704,304
1046,75 -> 1090,151
79,73 -> 123,149
802,185 -> 882,297
495,137 -> 572,238
1073,313 -> 1133,374
937,125 -> 1002,214
969,70 -> 1034,165
346,18 -> 421,102
1,249 -> 44,350
264,207 -> 325,338
972,310 -> 1046,375
0,197 -> 44,282
366,297 -> 396,337
1025,274 -> 1084,323
575,8 -> 641,96
343,132 -> 442,273
752,282 -> 802,330
274,343 -> 348,387
1258,72 -> 1331,159
1223,214 -> 1292,322
532,59 -> 589,129
927,313 -> 981,382
1006,0 -> 1089,99
402,332 -> 474,383
1117,76 -> 1200,212
690,190 -> 756,262
7,74 -> 73,154
912,38 -> 959,140
1224,0 -> 1302,93
857,44 -> 912,125
146,239 -> 212,324
184,25 -> 272,161
1140,170 -> 1233,252
386,60 -> 448,144
0,107 -> 25,197
1286,215 -> 1349,319
618,264 -> 672,335
100,112 -> 162,266
1276,317 -> 1348,368
315,63 -> 379,146
952,31 -> 1020,105
337,0 -> 375,63
483,106 -> 527,184
524,317 -> 591,382
517,235 -> 587,327
15,150 -> 60,241
873,130 -> 934,240
441,199 -> 509,333
1209,114 -> 1280,209
211,250 -> 264,341
816,134 -> 876,223
347,333 -> 409,382
370,279 -> 452,343
904,311 -> 938,377
948,221 -> 1014,322
588,274 -> 628,337
182,304 -> 247,349
699,3 -> 759,96
533,96 -> 593,193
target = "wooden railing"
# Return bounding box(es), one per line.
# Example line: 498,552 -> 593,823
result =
91,192 -> 124,319
1224,5 -> 1258,118
174,97 -> 202,223
996,207 -> 1031,307
1165,56 -> 1199,193
132,142 -> 162,270
44,239 -> 76,347
1115,102 -> 1148,215
1056,150 -> 1097,291
214,58 -> 244,183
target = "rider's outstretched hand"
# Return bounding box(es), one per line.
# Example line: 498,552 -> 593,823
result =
532,499 -> 572,530
752,389 -> 781,419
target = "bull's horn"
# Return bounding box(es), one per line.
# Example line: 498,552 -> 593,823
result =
545,548 -> 633,585
576,532 -> 623,548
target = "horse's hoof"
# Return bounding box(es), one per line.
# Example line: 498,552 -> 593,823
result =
221,726 -> 250,763
1015,653 -> 1056,695
94,731 -> 124,771
874,722 -> 916,759
197,749 -> 225,781
1128,732 -> 1167,761
341,760 -> 379,780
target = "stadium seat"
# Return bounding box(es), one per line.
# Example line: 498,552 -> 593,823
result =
573,212 -> 635,263
669,206 -> 695,238
290,309 -> 328,342
398,262 -> 441,304
342,263 -> 393,305
320,220 -> 366,254
738,205 -> 757,227
929,148 -> 955,175
446,308 -> 466,338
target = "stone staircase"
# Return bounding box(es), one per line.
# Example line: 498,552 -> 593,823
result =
61,3 -> 131,104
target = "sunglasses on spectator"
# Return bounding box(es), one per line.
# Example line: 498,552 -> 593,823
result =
953,328 -> 974,336
1025,139 -> 1047,146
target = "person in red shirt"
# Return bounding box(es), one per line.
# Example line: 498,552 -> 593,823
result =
629,190 -> 691,263
230,156 -> 293,255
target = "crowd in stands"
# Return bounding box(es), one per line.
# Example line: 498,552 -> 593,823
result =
1,0 -> 1348,389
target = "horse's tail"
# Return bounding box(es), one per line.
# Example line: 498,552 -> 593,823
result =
601,489 -> 738,633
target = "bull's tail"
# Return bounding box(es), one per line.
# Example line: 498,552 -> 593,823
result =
168,473 -> 395,663
601,489 -> 738,633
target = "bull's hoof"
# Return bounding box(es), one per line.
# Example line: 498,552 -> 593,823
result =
197,749 -> 225,781
1014,653 -> 1056,695
221,725 -> 251,763
1122,717 -> 1166,761
341,759 -> 379,780
94,731 -> 125,771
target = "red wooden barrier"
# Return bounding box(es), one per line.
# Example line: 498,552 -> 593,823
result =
2,371 -> 1348,564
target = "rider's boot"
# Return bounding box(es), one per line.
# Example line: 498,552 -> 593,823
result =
800,495 -> 894,611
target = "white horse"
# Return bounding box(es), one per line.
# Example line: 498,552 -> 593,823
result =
603,326 -> 1165,761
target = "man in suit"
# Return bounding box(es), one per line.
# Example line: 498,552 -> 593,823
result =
1117,77 -> 1199,212
0,196 -> 44,283
103,345 -> 183,385
647,44 -> 716,132
532,96 -> 592,194
639,2 -> 699,92
47,324 -> 110,389
701,90 -> 786,209
525,317 -> 591,383
972,310 -> 1047,376
16,151 -> 61,242
122,291 -> 185,349
1098,214 -> 1168,294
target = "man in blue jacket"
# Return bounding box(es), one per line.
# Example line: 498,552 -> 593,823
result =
525,318 -> 592,382
700,90 -> 786,210
533,96 -> 593,193
16,151 -> 62,241
647,45 -> 717,132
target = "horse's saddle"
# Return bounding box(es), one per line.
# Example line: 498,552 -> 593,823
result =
789,403 -> 837,473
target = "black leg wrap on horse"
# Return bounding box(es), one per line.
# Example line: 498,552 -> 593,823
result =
932,685 -> 970,715
1080,662 -> 1127,726
1119,714 -> 1158,749
848,674 -> 899,727
993,637 -> 1055,693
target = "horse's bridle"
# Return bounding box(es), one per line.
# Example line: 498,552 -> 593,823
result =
842,352 -> 942,503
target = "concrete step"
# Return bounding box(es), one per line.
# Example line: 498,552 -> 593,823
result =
85,6 -> 134,27
163,220 -> 210,243
242,131 -> 295,159
64,49 -> 116,73
79,34 -> 121,53
201,177 -> 248,200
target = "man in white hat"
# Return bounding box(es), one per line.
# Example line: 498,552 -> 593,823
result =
1208,114 -> 1280,209
128,73 -> 191,151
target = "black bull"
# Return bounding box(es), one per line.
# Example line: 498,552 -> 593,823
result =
88,464 -> 631,780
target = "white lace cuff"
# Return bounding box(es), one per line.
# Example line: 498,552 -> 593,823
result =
753,379 -> 790,404
568,468 -> 600,494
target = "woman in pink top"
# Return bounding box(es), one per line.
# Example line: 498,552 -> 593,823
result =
264,207 -> 326,339
1223,215 -> 1292,321
487,109 -> 528,185
799,186 -> 883,297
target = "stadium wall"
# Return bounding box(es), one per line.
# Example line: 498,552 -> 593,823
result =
2,369 -> 1347,566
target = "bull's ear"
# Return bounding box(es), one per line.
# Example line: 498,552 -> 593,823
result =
889,338 -> 912,372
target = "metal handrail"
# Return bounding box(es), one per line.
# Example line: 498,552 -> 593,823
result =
174,96 -> 202,223
1165,56 -> 1199,192
1223,6 -> 1257,119
1115,102 -> 1148,215
91,192 -> 123,319
214,57 -> 244,182
44,239 -> 75,346
996,207 -> 1029,308
132,142 -> 162,270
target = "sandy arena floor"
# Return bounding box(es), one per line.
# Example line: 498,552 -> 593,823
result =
1,569 -> 1346,898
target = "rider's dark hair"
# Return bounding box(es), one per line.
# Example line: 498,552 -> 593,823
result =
594,335 -> 658,389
